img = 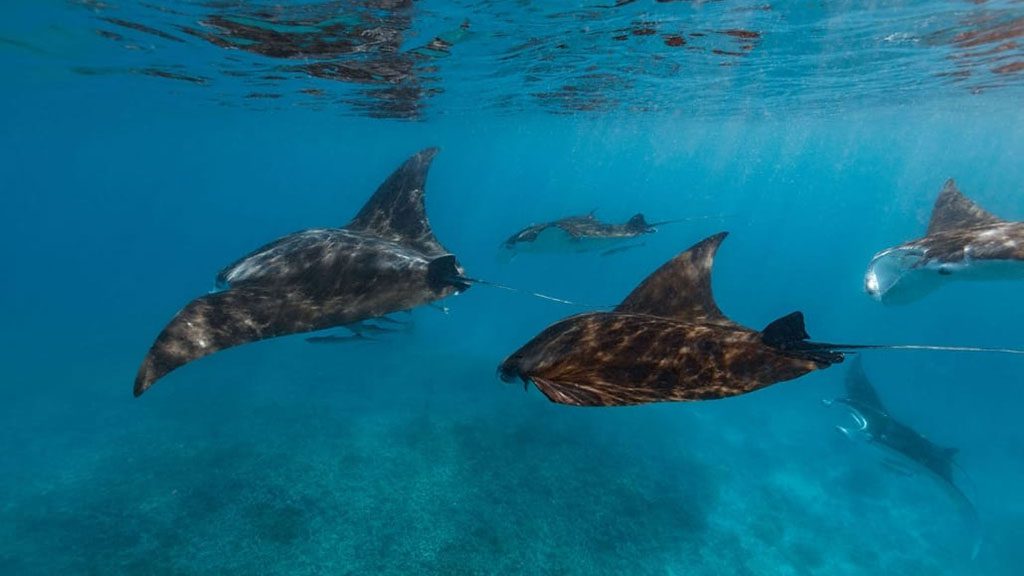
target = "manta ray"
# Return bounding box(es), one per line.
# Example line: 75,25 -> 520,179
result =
828,359 -> 965,486
134,147 -> 469,396
502,212 -> 659,255
499,232 -> 1024,406
498,232 -> 851,406
825,358 -> 981,558
865,179 -> 1024,304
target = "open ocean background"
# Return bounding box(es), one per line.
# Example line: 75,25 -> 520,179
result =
2,1 -> 1024,574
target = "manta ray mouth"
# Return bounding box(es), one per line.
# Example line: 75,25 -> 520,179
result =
498,366 -> 521,384
497,354 -> 523,384
864,247 -> 922,299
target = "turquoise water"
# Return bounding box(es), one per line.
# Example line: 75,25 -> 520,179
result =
3,1 -> 1024,574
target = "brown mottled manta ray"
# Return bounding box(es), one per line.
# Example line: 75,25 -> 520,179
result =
499,232 -> 1024,407
502,212 -> 656,252
501,210 -> 723,257
134,148 -> 469,396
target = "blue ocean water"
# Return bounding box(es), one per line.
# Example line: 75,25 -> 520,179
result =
3,1 -> 1024,574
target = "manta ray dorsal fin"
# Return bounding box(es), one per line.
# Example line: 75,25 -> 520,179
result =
346,147 -> 447,256
926,179 -> 1004,235
844,356 -> 888,414
615,232 -> 732,323
761,311 -> 810,348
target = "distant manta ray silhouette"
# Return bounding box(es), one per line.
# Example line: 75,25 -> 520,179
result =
866,179 -> 1024,304
501,211 -> 710,255
499,232 -> 1024,407
824,357 -> 982,559
134,148 -> 471,396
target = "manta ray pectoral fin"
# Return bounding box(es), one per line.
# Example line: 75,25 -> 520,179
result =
134,286 -> 285,397
844,356 -> 889,412
345,147 -> 448,256
615,232 -> 734,324
927,179 -> 1005,236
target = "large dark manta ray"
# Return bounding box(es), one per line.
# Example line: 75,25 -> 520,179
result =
134,148 -> 469,396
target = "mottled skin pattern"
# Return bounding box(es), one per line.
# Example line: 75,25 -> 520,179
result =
503,213 -> 654,249
899,222 -> 1024,265
499,233 -> 841,407
500,314 -> 826,406
135,148 -> 466,396
866,179 -> 1024,300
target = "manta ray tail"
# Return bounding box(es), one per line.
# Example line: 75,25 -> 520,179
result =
759,311 -> 1024,359
451,274 -> 591,306
135,286 -> 301,396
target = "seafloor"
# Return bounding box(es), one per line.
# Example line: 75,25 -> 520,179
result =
3,332 -> 1021,575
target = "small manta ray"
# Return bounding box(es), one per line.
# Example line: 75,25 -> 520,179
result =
499,232 -> 1024,407
134,147 -> 470,396
824,358 -> 981,558
827,359 -> 964,485
865,179 -> 1024,304
502,212 -> 666,255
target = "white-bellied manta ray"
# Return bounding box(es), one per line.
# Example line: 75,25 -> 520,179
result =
865,179 -> 1024,304
134,147 -> 470,396
824,357 -> 982,558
